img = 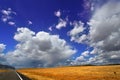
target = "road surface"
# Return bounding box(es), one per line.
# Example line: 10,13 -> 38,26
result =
0,70 -> 31,80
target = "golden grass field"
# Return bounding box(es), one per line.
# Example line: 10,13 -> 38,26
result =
0,69 -> 8,73
18,65 -> 120,80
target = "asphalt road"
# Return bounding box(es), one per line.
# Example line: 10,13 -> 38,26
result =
0,70 -> 31,80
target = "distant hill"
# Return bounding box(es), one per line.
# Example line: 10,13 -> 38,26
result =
0,64 -> 15,69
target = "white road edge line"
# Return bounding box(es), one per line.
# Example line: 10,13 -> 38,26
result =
15,71 -> 23,80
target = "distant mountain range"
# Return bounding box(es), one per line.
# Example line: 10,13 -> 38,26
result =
0,64 -> 15,69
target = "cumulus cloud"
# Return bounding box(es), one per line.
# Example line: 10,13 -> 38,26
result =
56,19 -> 67,29
6,27 -> 76,68
76,56 -> 85,61
71,51 -> 89,65
68,21 -> 86,43
87,0 -> 120,64
73,0 -> 120,65
71,55 -> 86,65
81,51 -> 89,57
69,21 -> 85,36
54,10 -> 61,17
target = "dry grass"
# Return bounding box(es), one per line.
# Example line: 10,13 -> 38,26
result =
0,69 -> 8,73
18,65 -> 120,80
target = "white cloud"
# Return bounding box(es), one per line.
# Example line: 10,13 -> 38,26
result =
71,55 -> 86,65
56,19 -> 67,29
81,51 -> 89,57
55,10 -> 61,17
8,21 -> 16,26
14,27 -> 35,42
72,51 -> 89,65
6,27 -> 76,68
48,26 -> 53,31
76,56 -> 85,61
90,48 -> 98,54
1,15 -> 12,23
0,43 -> 7,64
1,8 -> 16,26
89,0 -> 108,11
1,8 -> 12,16
69,21 -> 85,36
72,0 -> 120,65
111,55 -> 118,59
76,34 -> 88,43
1,18 -> 8,22
68,21 -> 86,43
28,20 -> 32,25
0,44 -> 6,53
89,1 -> 120,50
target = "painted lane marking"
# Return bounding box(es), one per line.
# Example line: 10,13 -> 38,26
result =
15,71 -> 23,80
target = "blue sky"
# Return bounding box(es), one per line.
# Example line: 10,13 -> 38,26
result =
0,0 -> 87,52
0,0 -> 120,68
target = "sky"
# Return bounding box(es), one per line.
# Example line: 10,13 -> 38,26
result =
0,0 -> 120,68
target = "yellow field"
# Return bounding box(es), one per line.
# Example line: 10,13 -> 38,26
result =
0,69 -> 8,72
18,65 -> 120,80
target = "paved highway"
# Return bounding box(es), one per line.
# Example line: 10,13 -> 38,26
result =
0,70 -> 31,80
